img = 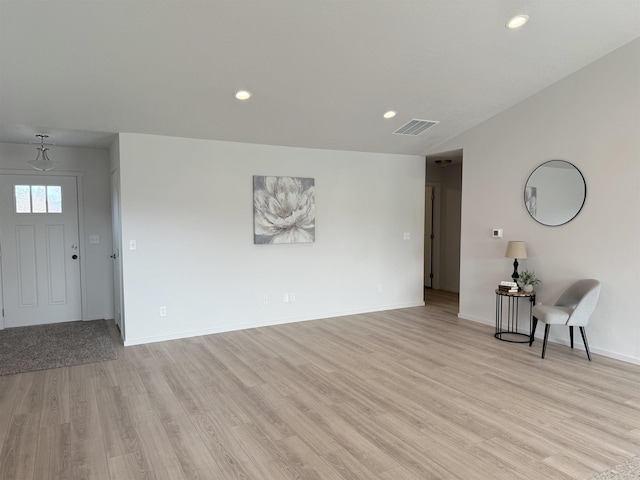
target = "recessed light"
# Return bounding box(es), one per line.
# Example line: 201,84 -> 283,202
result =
506,14 -> 529,29
383,110 -> 397,119
235,90 -> 252,100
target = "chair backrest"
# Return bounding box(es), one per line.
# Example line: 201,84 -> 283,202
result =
555,279 -> 601,326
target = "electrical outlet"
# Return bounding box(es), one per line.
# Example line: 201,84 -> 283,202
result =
263,295 -> 269,305
283,293 -> 289,303
378,284 -> 383,293
159,306 -> 167,317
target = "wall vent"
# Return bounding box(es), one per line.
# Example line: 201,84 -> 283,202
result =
393,119 -> 439,136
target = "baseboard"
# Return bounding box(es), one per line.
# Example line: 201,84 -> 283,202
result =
458,312 -> 640,365
124,301 -> 425,347
458,312 -> 492,326
543,337 -> 640,366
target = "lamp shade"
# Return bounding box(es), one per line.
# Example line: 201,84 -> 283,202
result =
505,241 -> 527,259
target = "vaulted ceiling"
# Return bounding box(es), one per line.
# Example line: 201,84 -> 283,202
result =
1,1 -> 639,155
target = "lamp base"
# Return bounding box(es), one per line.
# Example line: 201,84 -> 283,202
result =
511,258 -> 520,285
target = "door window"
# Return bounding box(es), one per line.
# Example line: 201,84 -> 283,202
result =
15,185 -> 62,213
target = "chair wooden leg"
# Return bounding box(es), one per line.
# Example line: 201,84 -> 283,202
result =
530,317 -> 538,346
570,326 -> 574,349
580,327 -> 592,361
542,324 -> 550,359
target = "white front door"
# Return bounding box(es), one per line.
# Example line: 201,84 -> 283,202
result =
0,175 -> 82,327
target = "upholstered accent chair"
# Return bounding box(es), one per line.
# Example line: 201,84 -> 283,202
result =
530,279 -> 601,360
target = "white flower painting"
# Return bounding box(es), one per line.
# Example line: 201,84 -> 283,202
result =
253,176 -> 315,244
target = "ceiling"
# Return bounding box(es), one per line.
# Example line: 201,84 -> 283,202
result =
1,1 -> 639,155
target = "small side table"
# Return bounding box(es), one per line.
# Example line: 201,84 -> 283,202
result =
495,289 -> 536,343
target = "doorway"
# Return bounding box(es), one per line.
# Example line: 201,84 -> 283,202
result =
425,151 -> 462,301
0,174 -> 83,327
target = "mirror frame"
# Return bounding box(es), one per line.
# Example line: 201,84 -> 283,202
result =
524,160 -> 586,227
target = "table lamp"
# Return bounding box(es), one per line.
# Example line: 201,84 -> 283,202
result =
505,241 -> 527,284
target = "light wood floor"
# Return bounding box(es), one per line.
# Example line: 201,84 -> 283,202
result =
1,291 -> 639,480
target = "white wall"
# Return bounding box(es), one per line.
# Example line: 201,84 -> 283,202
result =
0,142 -> 114,321
117,134 -> 425,345
431,38 -> 640,364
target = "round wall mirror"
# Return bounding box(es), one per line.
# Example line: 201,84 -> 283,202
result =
524,160 -> 586,226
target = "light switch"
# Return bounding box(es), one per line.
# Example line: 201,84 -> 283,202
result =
89,235 -> 100,244
130,240 -> 137,250
403,232 -> 411,240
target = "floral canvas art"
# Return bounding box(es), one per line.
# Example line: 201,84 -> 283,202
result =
253,176 -> 315,244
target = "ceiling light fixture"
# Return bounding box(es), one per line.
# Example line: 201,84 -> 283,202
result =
434,159 -> 452,167
235,90 -> 252,100
28,134 -> 56,171
506,14 -> 529,29
383,110 -> 397,119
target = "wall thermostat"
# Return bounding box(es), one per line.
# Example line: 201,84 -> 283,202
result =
492,228 -> 503,238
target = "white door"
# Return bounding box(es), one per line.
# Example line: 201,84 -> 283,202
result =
110,170 -> 124,339
0,175 -> 82,327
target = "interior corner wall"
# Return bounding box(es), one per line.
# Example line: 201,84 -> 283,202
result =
0,142 -> 114,321
109,134 -> 121,173
117,134 -> 425,345
430,38 -> 640,364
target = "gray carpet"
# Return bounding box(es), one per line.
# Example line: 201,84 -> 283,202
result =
0,319 -> 117,375
592,456 -> 640,479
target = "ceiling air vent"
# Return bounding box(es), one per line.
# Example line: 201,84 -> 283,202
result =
393,119 -> 439,136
